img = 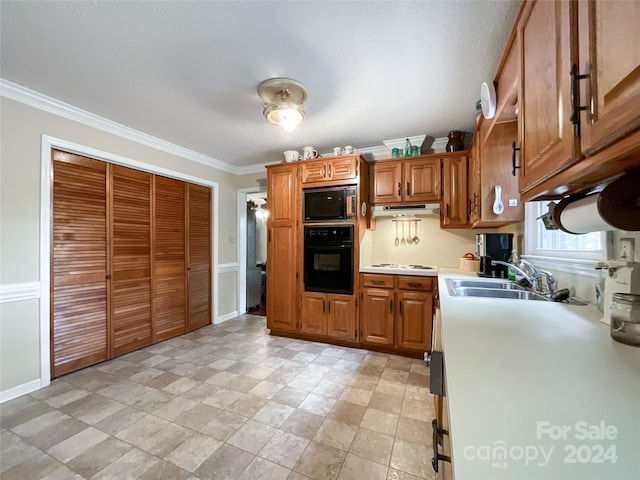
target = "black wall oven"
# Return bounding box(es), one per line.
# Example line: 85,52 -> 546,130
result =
303,225 -> 354,295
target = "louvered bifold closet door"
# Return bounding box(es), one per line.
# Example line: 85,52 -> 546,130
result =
52,152 -> 108,377
111,165 -> 153,356
187,184 -> 212,331
154,176 -> 187,341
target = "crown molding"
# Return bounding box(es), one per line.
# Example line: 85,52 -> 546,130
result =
0,78 -> 238,174
2,78 -> 474,176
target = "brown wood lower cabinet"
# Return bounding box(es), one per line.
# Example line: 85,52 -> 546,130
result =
301,293 -> 357,341
51,150 -> 212,377
360,273 -> 435,356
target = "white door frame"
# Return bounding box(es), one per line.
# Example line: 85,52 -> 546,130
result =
237,186 -> 266,315
40,135 -> 219,387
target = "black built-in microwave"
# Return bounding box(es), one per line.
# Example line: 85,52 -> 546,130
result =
302,185 -> 357,222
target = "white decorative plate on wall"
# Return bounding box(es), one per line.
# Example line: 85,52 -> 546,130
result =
480,81 -> 497,119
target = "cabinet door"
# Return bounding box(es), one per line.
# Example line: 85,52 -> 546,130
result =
578,0 -> 640,154
154,176 -> 187,342
301,159 -> 327,184
267,225 -> 298,332
361,288 -> 394,345
441,155 -> 468,228
51,153 -> 108,377
327,295 -> 356,340
327,158 -> 357,182
301,293 -> 327,335
269,164 -> 298,223
518,0 -> 577,196
397,291 -> 433,351
372,161 -> 402,204
479,122 -> 523,225
468,132 -> 481,225
111,165 -> 152,356
187,184 -> 211,332
405,158 -> 441,202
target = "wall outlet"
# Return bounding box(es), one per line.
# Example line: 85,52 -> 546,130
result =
619,237 -> 635,260
508,198 -> 518,207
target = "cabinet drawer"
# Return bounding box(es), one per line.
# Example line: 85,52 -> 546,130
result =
397,276 -> 434,291
361,274 -> 394,289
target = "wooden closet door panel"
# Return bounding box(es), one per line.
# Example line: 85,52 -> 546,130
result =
154,176 -> 186,341
188,184 -> 211,331
111,165 -> 152,356
52,153 -> 108,377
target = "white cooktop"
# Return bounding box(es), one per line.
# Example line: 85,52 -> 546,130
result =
360,263 -> 439,276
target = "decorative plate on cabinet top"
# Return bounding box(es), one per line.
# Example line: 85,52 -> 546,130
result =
480,81 -> 497,119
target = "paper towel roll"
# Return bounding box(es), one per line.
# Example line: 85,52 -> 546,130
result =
553,194 -> 614,234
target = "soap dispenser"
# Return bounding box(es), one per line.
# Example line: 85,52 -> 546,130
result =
508,250 -> 521,282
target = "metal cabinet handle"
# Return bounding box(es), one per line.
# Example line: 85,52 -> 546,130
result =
397,182 -> 401,196
407,282 -> 423,289
328,301 -> 331,314
511,141 -> 521,177
323,165 -> 326,178
406,182 -> 411,196
322,300 -> 325,313
371,280 -> 385,285
399,300 -> 403,315
431,419 -> 451,473
570,63 -> 590,128
390,299 -> 393,314
328,163 -> 332,178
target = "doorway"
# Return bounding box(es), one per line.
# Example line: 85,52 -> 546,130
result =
246,193 -> 267,315
237,187 -> 267,316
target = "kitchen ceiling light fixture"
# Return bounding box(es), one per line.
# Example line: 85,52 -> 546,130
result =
258,77 -> 308,132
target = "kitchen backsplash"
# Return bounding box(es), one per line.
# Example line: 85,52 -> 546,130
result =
360,217 -> 519,267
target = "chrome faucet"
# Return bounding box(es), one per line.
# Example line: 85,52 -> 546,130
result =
491,259 -> 556,295
491,260 -> 538,290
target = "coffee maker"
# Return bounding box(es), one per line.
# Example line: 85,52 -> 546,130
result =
476,233 -> 514,278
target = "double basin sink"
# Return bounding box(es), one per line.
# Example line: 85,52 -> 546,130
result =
446,278 -> 586,304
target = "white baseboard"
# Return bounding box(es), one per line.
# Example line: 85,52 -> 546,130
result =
0,378 -> 44,403
216,311 -> 238,324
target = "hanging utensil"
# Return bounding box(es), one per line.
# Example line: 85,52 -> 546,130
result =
413,220 -> 420,244
394,221 -> 400,246
407,221 -> 413,244
401,221 -> 406,246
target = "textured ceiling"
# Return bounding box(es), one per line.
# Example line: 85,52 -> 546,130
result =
1,1 -> 520,169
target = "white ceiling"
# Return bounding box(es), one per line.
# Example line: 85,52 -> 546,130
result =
1,1 -> 520,170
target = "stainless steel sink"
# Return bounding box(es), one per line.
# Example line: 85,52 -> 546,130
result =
447,279 -> 526,290
451,286 -> 549,301
445,278 -> 587,305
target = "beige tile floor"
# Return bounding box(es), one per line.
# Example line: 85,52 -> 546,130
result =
1,314 -> 437,480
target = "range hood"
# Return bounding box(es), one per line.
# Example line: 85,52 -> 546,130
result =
371,204 -> 440,217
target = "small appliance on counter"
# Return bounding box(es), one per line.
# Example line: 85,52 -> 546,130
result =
476,233 -> 513,278
598,261 -> 640,347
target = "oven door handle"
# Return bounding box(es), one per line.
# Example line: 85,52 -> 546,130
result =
306,244 -> 351,250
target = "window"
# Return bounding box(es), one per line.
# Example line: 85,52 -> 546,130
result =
525,201 -> 606,261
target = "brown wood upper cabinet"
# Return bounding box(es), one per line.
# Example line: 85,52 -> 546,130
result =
372,156 -> 441,205
301,156 -> 358,184
516,0 -> 640,199
441,154 -> 469,229
469,121 -> 524,227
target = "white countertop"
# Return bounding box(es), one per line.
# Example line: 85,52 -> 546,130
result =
438,270 -> 640,480
359,265 -> 438,276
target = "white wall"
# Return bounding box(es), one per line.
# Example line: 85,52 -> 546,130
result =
0,96 -> 241,398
